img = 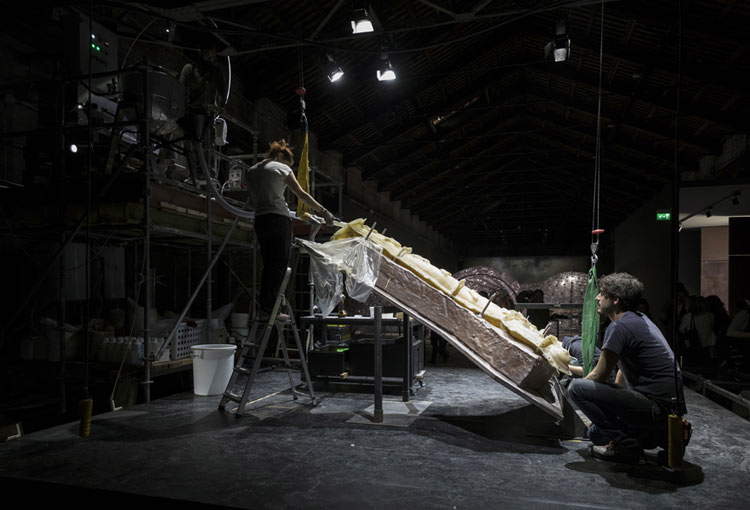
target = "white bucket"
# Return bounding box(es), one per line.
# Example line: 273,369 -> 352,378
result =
190,344 -> 237,396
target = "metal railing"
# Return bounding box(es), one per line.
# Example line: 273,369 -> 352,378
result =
682,370 -> 750,417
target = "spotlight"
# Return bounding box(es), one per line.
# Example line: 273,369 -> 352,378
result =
553,37 -> 571,62
326,54 -> 344,83
705,208 -> 712,218
350,8 -> 374,34
329,66 -> 344,83
69,144 -> 78,153
376,57 -> 396,81
166,22 -> 176,42
545,19 -> 571,62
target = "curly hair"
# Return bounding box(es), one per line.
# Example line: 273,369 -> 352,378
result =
267,139 -> 294,163
598,272 -> 644,312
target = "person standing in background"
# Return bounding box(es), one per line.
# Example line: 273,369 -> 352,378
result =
706,295 -> 730,370
679,296 -> 716,365
726,296 -> 750,372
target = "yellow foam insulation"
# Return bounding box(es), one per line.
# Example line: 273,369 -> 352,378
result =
332,218 -> 571,374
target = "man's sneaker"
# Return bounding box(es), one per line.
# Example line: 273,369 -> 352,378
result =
591,441 -> 642,464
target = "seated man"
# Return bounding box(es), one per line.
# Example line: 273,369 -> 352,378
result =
567,272 -> 686,462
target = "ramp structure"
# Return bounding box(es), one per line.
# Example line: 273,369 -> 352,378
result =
373,256 -> 565,420
298,233 -> 566,421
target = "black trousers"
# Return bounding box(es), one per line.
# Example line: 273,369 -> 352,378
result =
255,213 -> 292,313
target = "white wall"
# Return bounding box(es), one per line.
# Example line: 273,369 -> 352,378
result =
701,226 -> 728,305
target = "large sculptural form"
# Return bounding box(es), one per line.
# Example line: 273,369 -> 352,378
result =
331,219 -> 571,400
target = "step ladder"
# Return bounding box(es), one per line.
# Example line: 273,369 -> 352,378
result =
219,267 -> 318,416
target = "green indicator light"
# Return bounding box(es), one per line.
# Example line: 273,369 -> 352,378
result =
335,348 -> 349,353
90,43 -> 96,49
656,212 -> 671,221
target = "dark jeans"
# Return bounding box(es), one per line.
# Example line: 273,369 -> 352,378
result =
178,112 -> 209,142
255,213 -> 292,313
567,379 -> 666,448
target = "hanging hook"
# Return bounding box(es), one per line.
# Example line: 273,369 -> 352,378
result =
590,228 -> 605,266
590,244 -> 599,266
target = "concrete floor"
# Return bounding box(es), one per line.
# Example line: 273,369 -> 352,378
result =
0,366 -> 748,509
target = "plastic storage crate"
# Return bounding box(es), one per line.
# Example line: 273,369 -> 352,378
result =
174,320 -> 207,360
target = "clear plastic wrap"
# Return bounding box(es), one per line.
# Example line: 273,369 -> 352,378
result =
297,238 -> 383,315
306,246 -> 343,317
341,238 -> 383,302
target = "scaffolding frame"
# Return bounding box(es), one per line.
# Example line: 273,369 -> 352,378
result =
0,63 -> 262,407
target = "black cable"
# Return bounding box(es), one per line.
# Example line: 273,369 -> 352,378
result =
94,0 -> 577,57
591,1 -> 604,241
121,18 -> 157,69
207,18 -> 232,107
208,4 -> 569,57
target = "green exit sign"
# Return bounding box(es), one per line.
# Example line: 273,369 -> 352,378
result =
656,211 -> 672,221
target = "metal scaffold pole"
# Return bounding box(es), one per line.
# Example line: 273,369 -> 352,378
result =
142,64 -> 153,403
252,235 -> 257,320
207,167 -> 213,343
57,78 -> 67,415
251,132 -> 259,321
155,218 -> 239,361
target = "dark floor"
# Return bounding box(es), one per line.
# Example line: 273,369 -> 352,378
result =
0,366 -> 748,509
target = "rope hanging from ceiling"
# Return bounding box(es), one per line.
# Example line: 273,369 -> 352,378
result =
580,0 -> 607,376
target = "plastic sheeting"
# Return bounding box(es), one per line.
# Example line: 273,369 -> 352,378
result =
297,238 -> 383,316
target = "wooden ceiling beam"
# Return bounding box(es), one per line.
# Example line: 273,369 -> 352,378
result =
521,101 -> 679,173
524,65 -> 724,152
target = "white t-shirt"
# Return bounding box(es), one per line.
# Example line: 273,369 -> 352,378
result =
246,160 -> 292,217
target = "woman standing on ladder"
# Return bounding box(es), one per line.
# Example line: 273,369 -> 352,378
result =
247,140 -> 334,320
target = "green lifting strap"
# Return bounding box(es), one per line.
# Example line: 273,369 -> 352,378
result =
581,266 -> 600,376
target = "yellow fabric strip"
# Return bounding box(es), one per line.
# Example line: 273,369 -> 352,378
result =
296,131 -> 310,218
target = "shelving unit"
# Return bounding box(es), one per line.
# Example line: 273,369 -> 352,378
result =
300,313 -> 426,403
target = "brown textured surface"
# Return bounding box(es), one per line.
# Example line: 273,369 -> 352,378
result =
452,266 -> 520,308
376,257 -> 555,391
